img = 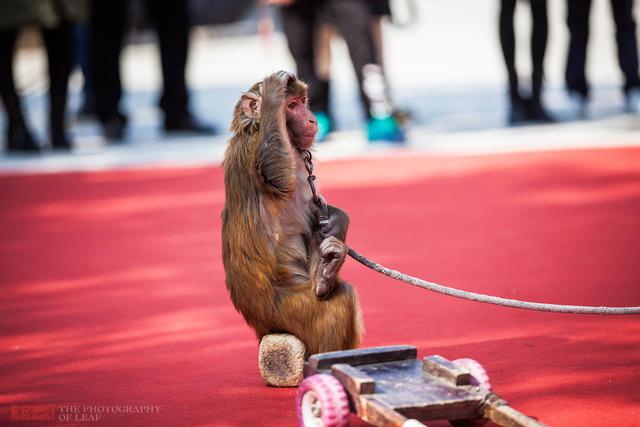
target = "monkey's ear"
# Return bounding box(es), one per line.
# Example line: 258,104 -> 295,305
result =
241,93 -> 261,119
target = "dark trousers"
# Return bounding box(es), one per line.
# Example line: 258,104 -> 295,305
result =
279,0 -> 383,118
566,0 -> 640,96
499,0 -> 548,102
89,0 -> 190,124
0,24 -> 73,139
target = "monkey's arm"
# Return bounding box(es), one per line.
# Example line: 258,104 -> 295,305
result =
322,204 -> 350,242
312,197 -> 350,242
311,199 -> 350,298
256,72 -> 296,196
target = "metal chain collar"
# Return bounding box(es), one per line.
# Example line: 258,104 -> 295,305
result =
301,149 -> 329,225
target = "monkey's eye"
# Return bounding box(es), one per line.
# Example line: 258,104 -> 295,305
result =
288,101 -> 297,109
301,97 -> 307,105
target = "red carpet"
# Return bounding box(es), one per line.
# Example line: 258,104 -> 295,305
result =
1,148 -> 639,426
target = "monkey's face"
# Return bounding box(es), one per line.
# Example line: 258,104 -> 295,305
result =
285,95 -> 318,149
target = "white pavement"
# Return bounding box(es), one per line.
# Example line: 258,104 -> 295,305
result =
1,0 -> 639,174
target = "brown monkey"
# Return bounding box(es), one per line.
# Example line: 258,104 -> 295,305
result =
221,71 -> 363,356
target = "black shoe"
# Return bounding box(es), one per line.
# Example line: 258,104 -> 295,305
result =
527,97 -> 555,123
6,126 -> 40,154
51,131 -> 72,151
103,114 -> 127,141
508,97 -> 530,125
164,115 -> 216,135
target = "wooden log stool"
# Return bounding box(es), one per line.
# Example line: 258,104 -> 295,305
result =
259,334 -> 306,387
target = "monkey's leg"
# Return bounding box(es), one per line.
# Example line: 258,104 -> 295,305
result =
279,281 -> 363,356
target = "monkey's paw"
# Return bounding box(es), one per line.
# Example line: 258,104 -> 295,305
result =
319,236 -> 346,263
315,237 -> 347,298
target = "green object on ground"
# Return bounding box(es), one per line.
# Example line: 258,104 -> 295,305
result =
367,115 -> 405,143
314,111 -> 332,142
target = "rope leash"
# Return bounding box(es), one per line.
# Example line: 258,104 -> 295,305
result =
347,247 -> 640,315
300,149 -> 640,315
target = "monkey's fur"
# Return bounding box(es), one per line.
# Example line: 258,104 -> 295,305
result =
221,71 -> 363,356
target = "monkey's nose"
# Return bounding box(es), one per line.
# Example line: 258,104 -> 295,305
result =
309,118 -> 316,124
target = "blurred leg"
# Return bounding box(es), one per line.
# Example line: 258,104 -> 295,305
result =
90,0 -> 127,131
499,0 -> 519,101
144,0 -> 190,122
529,0 -> 548,102
0,29 -> 38,151
610,0 -> 640,93
325,0 -> 389,119
313,21 -> 333,138
565,0 -> 590,97
528,0 -> 553,121
43,21 -> 73,148
74,23 -> 95,116
280,0 -> 328,114
370,17 -> 384,68
314,22 -> 332,116
0,30 -> 24,130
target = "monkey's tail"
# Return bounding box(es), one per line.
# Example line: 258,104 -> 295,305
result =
347,247 -> 640,315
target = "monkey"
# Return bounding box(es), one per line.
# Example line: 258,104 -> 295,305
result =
221,71 -> 363,356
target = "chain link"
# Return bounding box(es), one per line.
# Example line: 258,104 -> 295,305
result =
301,149 -> 329,225
301,150 -> 319,200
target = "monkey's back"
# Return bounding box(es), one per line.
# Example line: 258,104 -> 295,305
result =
221,138 -> 320,334
221,136 -> 281,329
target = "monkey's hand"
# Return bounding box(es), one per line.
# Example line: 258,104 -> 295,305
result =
273,70 -> 295,84
262,70 -> 295,105
312,196 -> 350,242
315,236 -> 347,298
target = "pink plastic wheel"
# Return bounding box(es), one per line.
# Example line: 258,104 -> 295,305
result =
296,374 -> 350,427
449,359 -> 491,427
451,358 -> 491,390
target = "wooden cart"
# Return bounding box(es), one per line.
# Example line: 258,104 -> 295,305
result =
296,345 -> 547,427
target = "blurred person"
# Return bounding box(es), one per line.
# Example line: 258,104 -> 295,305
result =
312,0 -> 410,140
370,0 -> 390,66
0,0 -> 80,153
499,0 -> 553,124
73,8 -> 95,118
566,0 -> 640,114
267,0 -> 404,143
89,0 -> 215,141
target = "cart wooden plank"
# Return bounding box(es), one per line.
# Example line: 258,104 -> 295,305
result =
308,345 -> 417,370
423,355 -> 472,386
299,345 -> 547,427
331,364 -> 376,395
483,396 -> 548,427
356,359 -> 483,421
361,397 -> 411,427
